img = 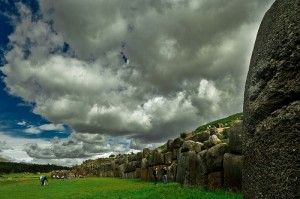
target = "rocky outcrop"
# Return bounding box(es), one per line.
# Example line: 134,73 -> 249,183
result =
196,150 -> 208,186
208,171 -> 223,189
64,118 -> 243,192
223,153 -> 243,191
148,149 -> 164,166
181,140 -> 203,153
191,131 -> 210,143
243,0 -> 300,198
227,122 -> 243,155
176,151 -> 198,185
206,143 -> 228,173
51,170 -> 74,179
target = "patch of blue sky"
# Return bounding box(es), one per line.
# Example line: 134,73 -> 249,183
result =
0,0 -> 71,140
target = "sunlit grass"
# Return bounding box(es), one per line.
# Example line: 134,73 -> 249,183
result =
0,173 -> 242,199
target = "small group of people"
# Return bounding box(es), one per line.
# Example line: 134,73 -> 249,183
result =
39,175 -> 48,186
152,166 -> 168,184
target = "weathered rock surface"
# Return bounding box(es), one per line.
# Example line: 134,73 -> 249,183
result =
223,153 -> 243,191
196,150 -> 208,186
227,122 -> 243,155
117,164 -> 125,178
167,139 -> 174,151
149,149 -> 164,166
115,155 -> 128,165
168,162 -> 177,181
140,168 -> 148,180
172,148 -> 180,160
142,148 -> 151,158
204,135 -> 222,149
124,161 -> 141,173
191,131 -> 210,143
68,114 -> 244,191
206,143 -> 228,173
181,140 -> 203,153
243,0 -> 300,198
51,170 -> 72,179
209,127 -> 218,135
208,171 -> 223,189
176,151 -> 198,185
141,158 -> 148,169
172,138 -> 184,149
164,152 -> 172,165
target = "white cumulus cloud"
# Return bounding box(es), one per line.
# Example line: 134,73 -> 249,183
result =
1,0 -> 275,161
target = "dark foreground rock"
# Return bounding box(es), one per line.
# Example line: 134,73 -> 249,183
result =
243,0 -> 300,198
223,153 -> 243,191
208,171 -> 223,189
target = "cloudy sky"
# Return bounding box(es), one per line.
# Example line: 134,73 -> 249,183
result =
0,0 -> 274,166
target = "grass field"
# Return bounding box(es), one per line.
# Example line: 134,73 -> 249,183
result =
0,173 -> 242,199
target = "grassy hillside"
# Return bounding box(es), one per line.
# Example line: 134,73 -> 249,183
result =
0,173 -> 242,199
194,113 -> 243,133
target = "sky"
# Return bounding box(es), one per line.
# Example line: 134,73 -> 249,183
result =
0,0 -> 274,166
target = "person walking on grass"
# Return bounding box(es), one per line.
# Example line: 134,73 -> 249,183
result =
39,175 -> 48,186
153,167 -> 158,185
162,166 -> 168,184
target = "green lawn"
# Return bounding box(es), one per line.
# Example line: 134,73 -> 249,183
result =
0,173 -> 242,199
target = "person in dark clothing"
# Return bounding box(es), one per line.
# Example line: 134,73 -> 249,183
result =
161,167 -> 168,184
153,167 -> 158,184
39,175 -> 48,186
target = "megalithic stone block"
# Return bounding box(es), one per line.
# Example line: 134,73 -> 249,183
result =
243,0 -> 300,198
223,153 -> 243,191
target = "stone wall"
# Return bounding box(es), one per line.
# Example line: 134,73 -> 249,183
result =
63,123 -> 244,191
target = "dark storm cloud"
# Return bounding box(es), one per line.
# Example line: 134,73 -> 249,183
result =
23,133 -> 129,159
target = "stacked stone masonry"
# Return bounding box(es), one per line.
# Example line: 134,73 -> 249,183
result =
55,122 -> 244,191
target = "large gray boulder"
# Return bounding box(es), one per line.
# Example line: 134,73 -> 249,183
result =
227,122 -> 243,155
196,150 -> 208,186
117,164 -> 126,178
124,161 -> 141,173
127,154 -> 135,162
172,148 -> 180,160
176,152 -> 189,184
127,152 -> 142,161
181,140 -> 203,153
136,152 -> 143,161
172,137 -> 184,149
164,152 -> 172,165
141,158 -> 148,169
203,135 -> 222,149
142,148 -> 151,158
149,149 -> 164,166
115,155 -> 128,165
206,143 -> 228,173
140,168 -> 148,180
167,139 -> 174,151
243,0 -> 300,198
176,151 -> 198,186
168,162 -> 177,181
124,171 -> 136,179
208,171 -> 223,189
191,131 -> 210,143
223,153 -> 243,191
